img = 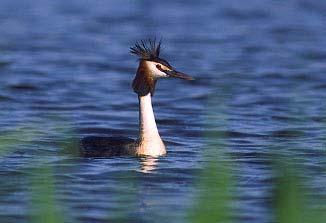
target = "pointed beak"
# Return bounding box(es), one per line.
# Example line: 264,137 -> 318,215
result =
165,70 -> 194,80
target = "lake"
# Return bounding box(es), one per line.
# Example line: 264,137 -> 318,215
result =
0,0 -> 326,222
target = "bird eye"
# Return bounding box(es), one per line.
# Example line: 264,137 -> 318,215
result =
156,64 -> 162,70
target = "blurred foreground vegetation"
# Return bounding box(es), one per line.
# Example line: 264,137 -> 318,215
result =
0,126 -> 325,223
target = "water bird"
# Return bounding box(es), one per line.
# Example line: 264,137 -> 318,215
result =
81,39 -> 193,157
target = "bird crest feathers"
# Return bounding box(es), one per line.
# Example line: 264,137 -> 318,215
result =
130,38 -> 162,60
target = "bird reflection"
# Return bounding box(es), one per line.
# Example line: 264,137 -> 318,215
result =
138,157 -> 158,173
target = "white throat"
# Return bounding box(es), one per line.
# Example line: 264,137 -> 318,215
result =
137,93 -> 166,156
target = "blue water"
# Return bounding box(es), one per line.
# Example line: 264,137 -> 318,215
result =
0,0 -> 326,222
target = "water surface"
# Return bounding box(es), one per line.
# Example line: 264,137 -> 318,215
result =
0,0 -> 326,222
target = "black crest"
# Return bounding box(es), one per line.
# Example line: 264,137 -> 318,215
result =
130,38 -> 162,60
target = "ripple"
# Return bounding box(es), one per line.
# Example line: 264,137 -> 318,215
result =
301,51 -> 326,61
314,83 -> 326,89
271,115 -> 303,122
78,127 -> 133,136
0,94 -> 13,101
269,129 -> 305,138
8,83 -> 40,91
0,60 -> 11,68
157,119 -> 185,125
221,8 -> 270,20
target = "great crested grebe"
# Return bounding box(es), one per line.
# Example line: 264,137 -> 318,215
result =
81,39 -> 193,157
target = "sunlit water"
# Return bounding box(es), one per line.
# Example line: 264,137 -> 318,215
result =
0,0 -> 326,222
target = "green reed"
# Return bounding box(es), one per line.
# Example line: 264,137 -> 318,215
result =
274,160 -> 326,223
29,165 -> 64,223
187,92 -> 234,223
0,128 -> 65,223
0,128 -> 34,156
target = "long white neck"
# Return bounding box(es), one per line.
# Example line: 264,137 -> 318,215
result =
139,93 -> 159,139
137,93 -> 166,156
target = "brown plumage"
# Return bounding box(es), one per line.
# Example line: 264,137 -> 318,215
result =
132,60 -> 157,96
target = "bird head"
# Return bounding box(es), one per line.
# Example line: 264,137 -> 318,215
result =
130,39 -> 193,96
